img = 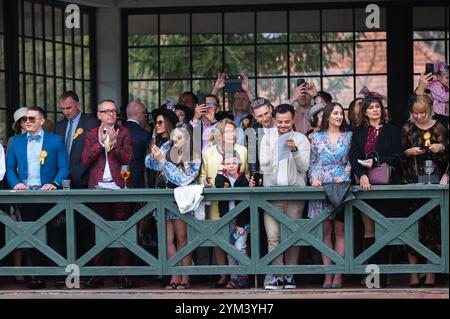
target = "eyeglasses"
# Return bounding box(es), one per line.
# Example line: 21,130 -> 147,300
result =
99,109 -> 117,115
250,98 -> 271,108
22,116 -> 41,123
155,120 -> 165,126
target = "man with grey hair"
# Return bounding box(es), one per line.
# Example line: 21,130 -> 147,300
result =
123,101 -> 151,188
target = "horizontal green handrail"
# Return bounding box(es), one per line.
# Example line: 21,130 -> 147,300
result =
0,185 -> 448,277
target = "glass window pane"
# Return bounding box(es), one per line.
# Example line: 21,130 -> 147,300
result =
34,3 -> 43,39
19,37 -> 23,72
192,13 -> 222,45
257,45 -> 287,76
322,43 -> 353,75
46,77 -> 55,113
36,76 -> 44,108
26,75 -> 34,106
36,40 -> 44,75
75,46 -> 82,79
66,79 -> 74,91
24,38 -> 33,73
224,45 -> 255,77
128,14 -> 157,46
193,79 -> 217,98
355,7 -> 386,40
290,44 -> 321,76
83,14 -> 90,46
257,11 -> 287,43
323,76 -> 354,109
56,78 -> 64,99
23,1 -> 33,37
356,41 -> 387,74
413,31 -> 446,40
75,81 -> 83,100
160,47 -> 190,78
55,43 -> 63,76
129,81 -> 159,111
322,9 -> 353,41
0,35 -> 4,70
0,72 -> 5,107
45,5 -> 53,40
84,48 -> 90,79
84,81 -> 91,113
65,13 -> 73,44
161,80 -> 190,103
160,14 -> 189,45
192,46 -> 223,78
413,40 -> 446,74
290,10 -> 320,42
257,78 -> 288,105
65,44 -> 73,78
128,47 -> 158,80
54,8 -> 63,42
225,12 -> 254,44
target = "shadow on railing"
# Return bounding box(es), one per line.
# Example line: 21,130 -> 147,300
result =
0,185 -> 448,277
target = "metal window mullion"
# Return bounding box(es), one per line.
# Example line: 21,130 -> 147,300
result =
221,11 -> 225,105
52,5 -> 57,119
189,12 -> 193,94
61,7 -> 66,92
157,14 -> 161,108
71,18 -> 76,92
287,10 -> 290,99
319,9 -> 323,90
80,12 -> 85,112
41,2 -> 47,113
21,0 -> 26,105
31,0 -> 37,106
254,11 -> 257,96
352,8 -> 356,101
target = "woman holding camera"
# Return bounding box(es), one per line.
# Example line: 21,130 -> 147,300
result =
349,96 -> 403,284
402,95 -> 448,287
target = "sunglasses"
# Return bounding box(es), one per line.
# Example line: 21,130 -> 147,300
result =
22,116 -> 41,123
155,120 -> 165,126
99,109 -> 117,115
250,97 -> 271,108
205,102 -> 218,107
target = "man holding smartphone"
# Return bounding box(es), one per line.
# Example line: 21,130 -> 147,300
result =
190,94 -> 220,152
287,79 -> 318,134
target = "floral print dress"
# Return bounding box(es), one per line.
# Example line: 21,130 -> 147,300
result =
308,131 -> 353,218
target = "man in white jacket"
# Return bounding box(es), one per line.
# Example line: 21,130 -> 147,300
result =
259,103 -> 310,290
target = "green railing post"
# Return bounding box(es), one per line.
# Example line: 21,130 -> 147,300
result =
442,187 -> 449,274
344,203 -> 354,274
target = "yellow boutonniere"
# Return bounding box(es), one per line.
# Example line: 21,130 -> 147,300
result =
242,118 -> 250,129
423,132 -> 432,147
72,128 -> 84,140
39,150 -> 48,165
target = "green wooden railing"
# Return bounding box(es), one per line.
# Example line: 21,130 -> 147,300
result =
0,185 -> 448,277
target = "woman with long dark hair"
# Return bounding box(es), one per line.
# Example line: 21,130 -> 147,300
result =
349,96 -> 403,286
308,102 -> 352,288
145,122 -> 200,289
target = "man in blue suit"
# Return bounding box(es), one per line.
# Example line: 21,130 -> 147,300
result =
6,106 -> 69,289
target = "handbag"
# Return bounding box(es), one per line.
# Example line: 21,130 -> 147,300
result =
356,151 -> 392,185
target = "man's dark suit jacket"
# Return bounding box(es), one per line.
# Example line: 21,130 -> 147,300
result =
123,120 -> 152,188
55,113 -> 98,188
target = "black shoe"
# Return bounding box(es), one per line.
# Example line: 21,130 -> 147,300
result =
118,277 -> 133,289
27,280 -> 46,290
83,278 -> 104,289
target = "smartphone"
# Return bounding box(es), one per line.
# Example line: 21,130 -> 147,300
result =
297,78 -> 306,87
224,75 -> 242,93
425,63 -> 434,75
198,96 -> 206,106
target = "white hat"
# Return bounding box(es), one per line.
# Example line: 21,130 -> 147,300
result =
12,107 -> 28,129
310,102 -> 326,118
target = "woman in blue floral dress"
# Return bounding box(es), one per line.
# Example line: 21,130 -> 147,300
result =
308,102 -> 352,288
145,123 -> 200,290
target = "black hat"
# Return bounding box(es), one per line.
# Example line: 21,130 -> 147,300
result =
151,108 -> 179,128
174,104 -> 194,122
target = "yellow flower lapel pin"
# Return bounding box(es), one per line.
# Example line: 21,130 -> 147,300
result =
72,128 -> 84,140
39,150 -> 48,165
